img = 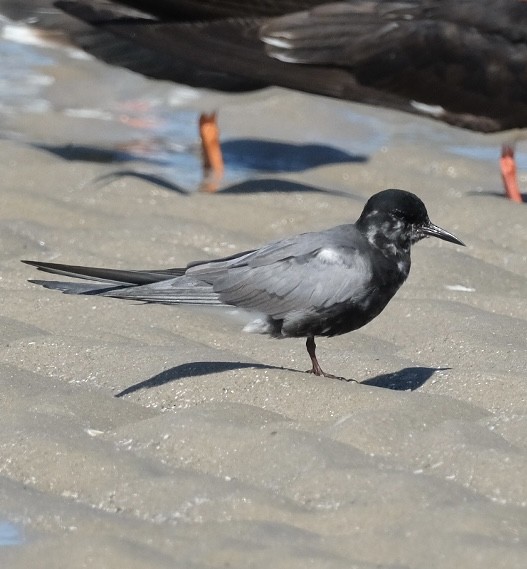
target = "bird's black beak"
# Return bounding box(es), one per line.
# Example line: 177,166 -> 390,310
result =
422,222 -> 465,246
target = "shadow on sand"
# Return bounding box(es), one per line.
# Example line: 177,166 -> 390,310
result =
115,362 -> 447,397
115,361 -> 299,397
362,366 -> 449,391
30,138 -> 368,195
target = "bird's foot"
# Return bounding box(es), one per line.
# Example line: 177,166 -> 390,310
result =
199,172 -> 222,193
305,368 -> 357,383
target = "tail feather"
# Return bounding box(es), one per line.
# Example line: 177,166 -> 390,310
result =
107,276 -> 223,305
22,260 -> 185,285
24,261 -> 223,306
29,279 -> 129,295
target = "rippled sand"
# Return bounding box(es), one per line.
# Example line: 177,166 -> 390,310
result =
1,33 -> 527,569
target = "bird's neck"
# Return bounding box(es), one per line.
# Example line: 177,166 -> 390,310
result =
358,212 -> 413,267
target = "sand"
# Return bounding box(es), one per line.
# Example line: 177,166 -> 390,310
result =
0,31 -> 527,569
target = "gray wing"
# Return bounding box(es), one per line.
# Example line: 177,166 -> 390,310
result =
188,226 -> 374,318
24,226 -> 373,313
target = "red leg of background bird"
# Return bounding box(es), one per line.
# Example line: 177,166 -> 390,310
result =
305,336 -> 356,382
199,112 -> 224,193
500,144 -> 523,203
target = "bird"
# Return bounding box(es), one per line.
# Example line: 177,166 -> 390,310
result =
51,0 -> 527,200
23,189 -> 465,380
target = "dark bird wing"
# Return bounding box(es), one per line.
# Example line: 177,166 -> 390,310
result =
261,0 -> 527,131
56,0 -> 527,131
55,0 -> 420,111
52,0 -> 338,91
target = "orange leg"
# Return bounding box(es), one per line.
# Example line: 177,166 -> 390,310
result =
199,112 -> 224,192
500,144 -> 523,203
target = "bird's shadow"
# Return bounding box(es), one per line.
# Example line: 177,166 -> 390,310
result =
90,174 -> 360,198
361,366 -> 449,391
29,138 -> 367,195
218,178 -> 358,198
221,139 -> 367,172
31,142 -> 163,165
32,139 -> 366,172
114,361 -> 300,397
115,362 -> 447,398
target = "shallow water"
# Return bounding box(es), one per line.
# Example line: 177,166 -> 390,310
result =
2,27 -> 523,193
0,520 -> 23,547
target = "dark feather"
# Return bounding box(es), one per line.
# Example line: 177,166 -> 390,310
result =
53,0 -> 527,131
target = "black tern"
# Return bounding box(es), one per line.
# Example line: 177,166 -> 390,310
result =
52,0 -> 527,200
23,189 -> 464,379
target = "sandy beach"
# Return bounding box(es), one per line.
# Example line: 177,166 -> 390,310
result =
1,30 -> 527,568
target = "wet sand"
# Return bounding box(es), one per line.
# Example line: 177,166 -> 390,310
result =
1,35 -> 527,569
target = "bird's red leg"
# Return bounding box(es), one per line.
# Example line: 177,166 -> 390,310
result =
199,112 -> 224,193
500,144 -> 523,203
305,336 -> 356,382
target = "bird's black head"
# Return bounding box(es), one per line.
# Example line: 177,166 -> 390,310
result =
357,189 -> 465,252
